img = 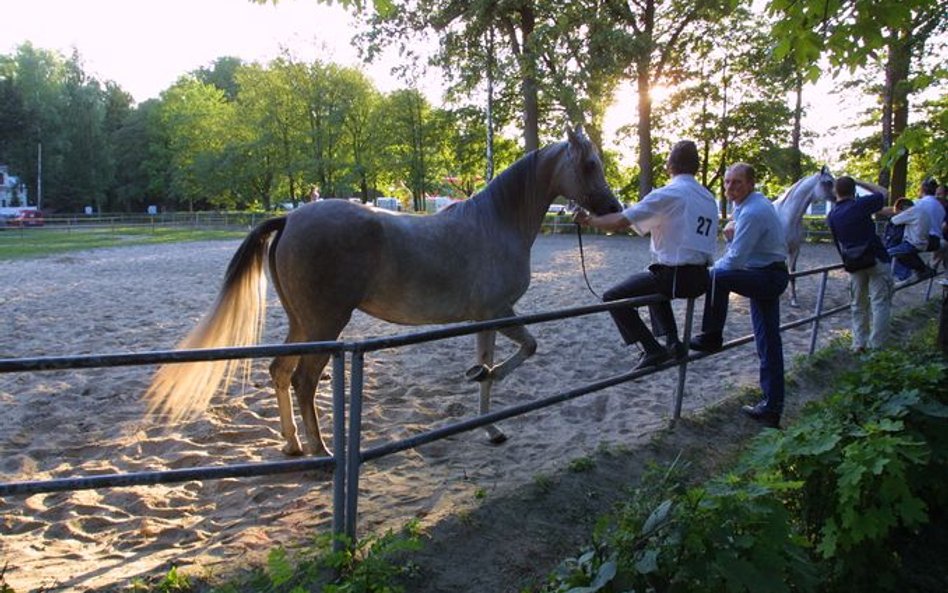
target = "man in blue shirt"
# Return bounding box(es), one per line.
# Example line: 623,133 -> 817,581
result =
826,176 -> 892,352
689,163 -> 789,428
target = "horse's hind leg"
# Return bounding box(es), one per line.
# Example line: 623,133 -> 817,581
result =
270,354 -> 304,456
292,353 -> 333,457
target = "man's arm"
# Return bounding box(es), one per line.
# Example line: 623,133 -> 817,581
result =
861,192 -> 885,214
714,208 -> 765,270
574,210 -> 631,233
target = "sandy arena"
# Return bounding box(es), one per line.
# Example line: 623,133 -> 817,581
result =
0,233 -> 938,591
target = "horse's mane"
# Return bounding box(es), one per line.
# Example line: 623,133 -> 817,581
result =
457,147 -> 542,216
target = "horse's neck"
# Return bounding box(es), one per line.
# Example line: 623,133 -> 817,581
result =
468,147 -> 550,241
777,176 -> 816,220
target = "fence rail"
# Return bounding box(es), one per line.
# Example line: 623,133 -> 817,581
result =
0,263 -> 943,551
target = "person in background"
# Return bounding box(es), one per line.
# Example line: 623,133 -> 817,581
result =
883,197 -> 934,285
574,140 -> 718,371
916,178 -> 946,251
826,176 -> 892,353
934,184 -> 948,270
689,163 -> 789,428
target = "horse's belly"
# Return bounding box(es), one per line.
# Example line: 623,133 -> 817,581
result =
358,289 -> 476,325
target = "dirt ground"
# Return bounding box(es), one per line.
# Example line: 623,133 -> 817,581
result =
394,309 -> 942,593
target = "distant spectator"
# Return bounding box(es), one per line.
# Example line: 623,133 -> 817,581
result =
936,184 -> 948,238
916,178 -> 946,251
886,197 -> 935,285
826,176 -> 893,353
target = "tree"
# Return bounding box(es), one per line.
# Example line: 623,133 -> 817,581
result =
769,0 -> 948,199
656,8 -> 801,209
602,0 -> 736,195
158,78 -> 236,210
378,88 -> 433,211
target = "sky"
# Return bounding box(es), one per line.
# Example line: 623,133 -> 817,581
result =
2,0 -> 864,168
0,0 -> 415,102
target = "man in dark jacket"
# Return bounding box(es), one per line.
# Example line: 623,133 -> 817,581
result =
826,176 -> 893,352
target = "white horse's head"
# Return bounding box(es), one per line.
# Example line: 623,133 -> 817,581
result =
815,165 -> 836,203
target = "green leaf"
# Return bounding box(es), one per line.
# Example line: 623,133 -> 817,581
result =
267,547 -> 295,587
912,400 -> 948,418
641,499 -> 673,536
634,549 -> 660,575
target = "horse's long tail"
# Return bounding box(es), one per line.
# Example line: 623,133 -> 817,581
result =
145,217 -> 287,421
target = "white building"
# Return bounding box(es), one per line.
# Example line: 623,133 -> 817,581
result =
0,165 -> 29,209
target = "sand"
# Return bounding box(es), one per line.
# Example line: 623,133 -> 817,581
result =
0,233 -> 939,592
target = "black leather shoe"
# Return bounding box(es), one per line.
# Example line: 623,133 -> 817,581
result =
634,349 -> 671,371
741,404 -> 780,428
689,333 -> 723,353
667,340 -> 687,360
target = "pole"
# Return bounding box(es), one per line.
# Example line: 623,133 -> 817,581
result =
36,142 -> 42,210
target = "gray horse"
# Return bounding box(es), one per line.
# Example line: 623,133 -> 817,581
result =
773,166 -> 836,307
146,128 -> 622,457
774,166 -> 889,306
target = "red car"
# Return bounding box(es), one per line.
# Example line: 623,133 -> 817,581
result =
6,210 -> 44,227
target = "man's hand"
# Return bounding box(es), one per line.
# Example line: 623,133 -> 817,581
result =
573,209 -> 591,226
723,220 -> 736,241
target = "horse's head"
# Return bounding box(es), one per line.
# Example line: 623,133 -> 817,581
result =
560,126 -> 622,215
816,165 -> 836,203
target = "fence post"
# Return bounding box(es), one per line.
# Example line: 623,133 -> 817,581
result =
331,351 -> 348,552
672,297 -> 696,422
344,349 -> 365,544
938,280 -> 948,355
808,270 -> 830,356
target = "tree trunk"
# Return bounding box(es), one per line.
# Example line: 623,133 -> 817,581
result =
519,5 -> 539,153
485,27 -> 496,182
886,28 -> 912,201
637,66 -> 653,196
791,70 -> 803,181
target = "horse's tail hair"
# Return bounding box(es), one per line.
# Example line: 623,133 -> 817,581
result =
145,217 -> 286,422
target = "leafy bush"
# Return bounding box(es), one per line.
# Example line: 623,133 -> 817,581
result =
542,333 -> 947,593
257,521 -> 422,593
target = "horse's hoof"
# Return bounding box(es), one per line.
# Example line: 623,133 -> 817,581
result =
282,442 -> 304,456
487,429 -> 508,445
465,364 -> 490,382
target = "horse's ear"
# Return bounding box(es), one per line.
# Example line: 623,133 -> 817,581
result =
566,126 -> 579,145
821,164 -> 831,175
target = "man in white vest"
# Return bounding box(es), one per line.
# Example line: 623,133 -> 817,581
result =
576,140 -> 718,370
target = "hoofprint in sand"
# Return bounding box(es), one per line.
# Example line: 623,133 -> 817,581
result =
0,234 -> 935,591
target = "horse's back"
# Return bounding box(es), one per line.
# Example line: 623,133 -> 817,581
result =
272,199 -> 530,326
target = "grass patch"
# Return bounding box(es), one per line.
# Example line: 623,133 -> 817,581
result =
0,227 -> 245,260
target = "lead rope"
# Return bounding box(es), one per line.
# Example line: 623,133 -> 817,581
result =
574,220 -> 603,300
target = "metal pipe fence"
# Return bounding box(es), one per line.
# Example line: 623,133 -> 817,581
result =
0,263 -> 942,548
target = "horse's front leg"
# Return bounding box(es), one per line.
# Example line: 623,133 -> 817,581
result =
466,325 -> 538,445
788,250 -> 800,308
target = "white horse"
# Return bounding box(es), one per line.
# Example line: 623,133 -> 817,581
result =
773,166 -> 888,306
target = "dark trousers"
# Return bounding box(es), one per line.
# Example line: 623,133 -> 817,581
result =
701,265 -> 789,414
888,241 -> 929,280
603,264 -> 709,351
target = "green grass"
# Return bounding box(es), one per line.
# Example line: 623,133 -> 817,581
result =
0,227 -> 246,260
